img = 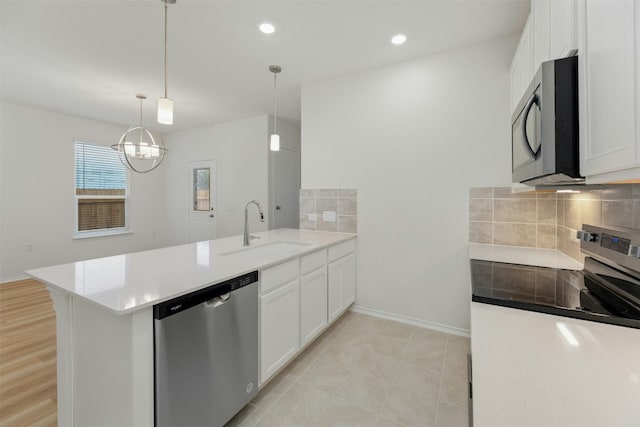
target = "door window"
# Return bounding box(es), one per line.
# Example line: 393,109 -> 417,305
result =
193,167 -> 210,212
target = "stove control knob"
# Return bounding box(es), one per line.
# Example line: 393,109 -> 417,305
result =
630,245 -> 640,259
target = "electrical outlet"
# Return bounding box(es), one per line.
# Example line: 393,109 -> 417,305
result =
308,213 -> 317,221
322,211 -> 337,222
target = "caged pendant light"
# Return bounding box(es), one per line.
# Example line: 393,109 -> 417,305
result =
112,94 -> 168,173
157,0 -> 175,125
269,65 -> 281,151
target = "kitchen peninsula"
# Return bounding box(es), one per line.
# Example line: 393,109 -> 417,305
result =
26,229 -> 357,427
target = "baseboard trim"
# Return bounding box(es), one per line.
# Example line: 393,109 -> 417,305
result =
350,305 -> 470,338
1,274 -> 30,285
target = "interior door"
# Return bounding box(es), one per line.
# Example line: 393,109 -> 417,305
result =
187,160 -> 216,243
271,147 -> 300,229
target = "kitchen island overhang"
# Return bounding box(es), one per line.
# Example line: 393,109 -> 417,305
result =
26,229 -> 356,427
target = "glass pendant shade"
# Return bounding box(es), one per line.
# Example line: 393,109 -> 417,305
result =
158,0 -> 175,125
270,134 -> 280,151
269,65 -> 282,152
157,97 -> 173,125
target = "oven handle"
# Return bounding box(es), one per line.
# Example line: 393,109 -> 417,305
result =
521,93 -> 541,160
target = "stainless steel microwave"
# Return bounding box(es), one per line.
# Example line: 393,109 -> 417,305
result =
511,55 -> 582,186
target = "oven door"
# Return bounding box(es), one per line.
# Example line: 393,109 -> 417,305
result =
512,84 -> 542,183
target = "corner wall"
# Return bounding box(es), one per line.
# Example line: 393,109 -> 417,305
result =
300,36 -> 518,332
0,102 -> 166,281
163,116 -> 271,245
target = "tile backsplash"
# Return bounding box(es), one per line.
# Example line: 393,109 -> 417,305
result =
299,189 -> 357,233
469,184 -> 640,261
469,187 -> 559,249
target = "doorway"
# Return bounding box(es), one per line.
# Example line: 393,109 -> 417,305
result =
271,146 -> 300,229
187,160 -> 216,243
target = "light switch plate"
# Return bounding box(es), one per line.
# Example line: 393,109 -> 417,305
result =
308,213 -> 317,221
322,211 -> 337,222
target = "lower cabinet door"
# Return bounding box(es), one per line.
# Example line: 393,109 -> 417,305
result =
328,253 -> 357,322
300,268 -> 328,347
260,280 -> 300,384
328,260 -> 343,322
342,254 -> 356,307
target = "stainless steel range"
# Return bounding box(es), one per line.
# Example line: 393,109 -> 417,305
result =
471,224 -> 640,329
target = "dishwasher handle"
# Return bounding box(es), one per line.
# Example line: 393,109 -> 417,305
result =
153,271 -> 258,319
206,293 -> 230,308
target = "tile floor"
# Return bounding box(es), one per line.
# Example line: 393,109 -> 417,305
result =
226,311 -> 470,427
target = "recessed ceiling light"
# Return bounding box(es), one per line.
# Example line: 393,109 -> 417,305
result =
391,34 -> 407,45
259,23 -> 276,34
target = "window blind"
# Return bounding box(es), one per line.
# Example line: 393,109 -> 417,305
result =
75,142 -> 126,194
75,142 -> 127,231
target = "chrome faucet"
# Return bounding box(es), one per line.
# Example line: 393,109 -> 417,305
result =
243,200 -> 265,246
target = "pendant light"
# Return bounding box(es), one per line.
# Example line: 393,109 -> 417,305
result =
269,65 -> 281,151
113,94 -> 168,173
157,0 -> 175,125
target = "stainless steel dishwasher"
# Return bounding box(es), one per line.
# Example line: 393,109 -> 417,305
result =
153,271 -> 259,427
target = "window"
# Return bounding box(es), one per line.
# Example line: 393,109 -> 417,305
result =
74,142 -> 128,236
193,167 -> 210,211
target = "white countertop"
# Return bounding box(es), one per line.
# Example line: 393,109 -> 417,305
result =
472,303 -> 640,427
468,243 -> 584,270
26,228 -> 356,315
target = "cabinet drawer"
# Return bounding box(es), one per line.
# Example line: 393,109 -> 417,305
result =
328,239 -> 355,262
301,249 -> 327,275
261,259 -> 299,294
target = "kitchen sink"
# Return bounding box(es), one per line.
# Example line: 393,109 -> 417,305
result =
221,241 -> 312,258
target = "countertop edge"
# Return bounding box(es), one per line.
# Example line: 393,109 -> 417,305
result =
471,296 -> 640,330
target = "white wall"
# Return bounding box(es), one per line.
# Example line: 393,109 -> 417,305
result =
301,36 -> 517,332
163,116 -> 271,245
0,102 -> 166,281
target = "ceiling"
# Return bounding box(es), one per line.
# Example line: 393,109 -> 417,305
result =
1,0 -> 529,134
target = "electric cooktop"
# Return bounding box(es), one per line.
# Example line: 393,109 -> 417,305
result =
471,224 -> 640,329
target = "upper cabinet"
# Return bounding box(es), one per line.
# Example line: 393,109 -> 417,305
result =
549,0 -> 577,59
533,0 -> 578,70
510,15 -> 533,112
532,0 -> 551,69
511,0 -> 640,183
511,1 -> 577,112
578,0 -> 640,183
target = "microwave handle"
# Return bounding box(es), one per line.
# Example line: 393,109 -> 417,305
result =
521,94 -> 541,160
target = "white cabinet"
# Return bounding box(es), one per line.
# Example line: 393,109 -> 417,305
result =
300,249 -> 328,347
328,253 -> 356,323
578,0 -> 640,181
549,0 -> 577,59
510,14 -> 534,112
532,0 -> 577,73
260,279 -> 300,384
511,3 -> 577,113
300,268 -> 327,346
343,255 -> 356,308
532,0 -> 550,70
259,239 -> 356,385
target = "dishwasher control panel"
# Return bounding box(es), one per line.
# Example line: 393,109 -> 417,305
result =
153,271 -> 259,319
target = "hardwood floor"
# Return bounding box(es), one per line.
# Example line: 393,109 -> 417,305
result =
0,279 -> 57,426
